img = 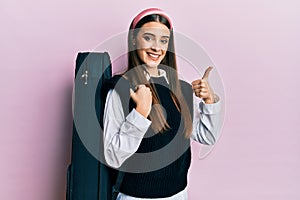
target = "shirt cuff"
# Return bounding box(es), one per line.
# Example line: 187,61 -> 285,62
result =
126,108 -> 152,132
199,96 -> 221,115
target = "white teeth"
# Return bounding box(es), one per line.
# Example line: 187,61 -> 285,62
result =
148,53 -> 159,58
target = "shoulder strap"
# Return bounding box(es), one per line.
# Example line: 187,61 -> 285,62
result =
101,75 -> 136,120
111,171 -> 125,200
101,75 -> 135,199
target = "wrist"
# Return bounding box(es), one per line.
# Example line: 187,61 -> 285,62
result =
135,105 -> 150,118
204,94 -> 216,104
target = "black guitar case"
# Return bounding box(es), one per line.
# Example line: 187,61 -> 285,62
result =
66,52 -> 118,200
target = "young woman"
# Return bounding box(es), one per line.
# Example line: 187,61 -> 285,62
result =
103,8 -> 221,200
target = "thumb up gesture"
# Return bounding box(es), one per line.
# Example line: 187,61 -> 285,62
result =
192,66 -> 216,104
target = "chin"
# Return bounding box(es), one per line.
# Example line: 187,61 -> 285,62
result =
143,57 -> 163,68
145,62 -> 160,68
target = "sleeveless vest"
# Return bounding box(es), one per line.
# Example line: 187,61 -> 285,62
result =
104,75 -> 194,198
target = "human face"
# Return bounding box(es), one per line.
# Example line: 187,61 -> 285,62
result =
135,21 -> 170,75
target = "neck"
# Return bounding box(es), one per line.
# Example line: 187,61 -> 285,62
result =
144,65 -> 159,77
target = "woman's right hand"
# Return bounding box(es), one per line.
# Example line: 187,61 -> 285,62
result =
130,85 -> 152,118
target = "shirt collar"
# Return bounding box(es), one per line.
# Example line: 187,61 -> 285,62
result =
144,69 -> 169,84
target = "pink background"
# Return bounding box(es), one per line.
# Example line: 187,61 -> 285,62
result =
1,0 -> 299,199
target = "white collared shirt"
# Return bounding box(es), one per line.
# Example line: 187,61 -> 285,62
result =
103,69 -> 221,200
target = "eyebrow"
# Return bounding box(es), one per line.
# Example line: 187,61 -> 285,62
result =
143,32 -> 170,38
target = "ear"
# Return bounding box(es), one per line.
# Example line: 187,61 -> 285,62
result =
132,38 -> 136,46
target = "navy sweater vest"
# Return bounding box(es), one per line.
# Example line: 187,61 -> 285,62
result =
105,75 -> 194,198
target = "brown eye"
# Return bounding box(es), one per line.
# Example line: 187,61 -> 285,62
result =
161,39 -> 168,44
144,36 -> 151,41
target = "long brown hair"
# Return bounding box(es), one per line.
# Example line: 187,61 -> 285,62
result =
124,14 -> 193,138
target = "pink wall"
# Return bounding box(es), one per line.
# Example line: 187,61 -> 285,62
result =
1,0 -> 299,199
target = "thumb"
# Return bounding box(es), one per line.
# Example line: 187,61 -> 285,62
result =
202,66 -> 213,79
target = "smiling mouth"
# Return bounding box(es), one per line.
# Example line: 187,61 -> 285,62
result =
147,52 -> 160,61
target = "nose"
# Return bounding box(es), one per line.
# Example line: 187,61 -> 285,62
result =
151,40 -> 162,51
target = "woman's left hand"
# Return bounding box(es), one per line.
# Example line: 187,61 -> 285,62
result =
192,66 -> 215,104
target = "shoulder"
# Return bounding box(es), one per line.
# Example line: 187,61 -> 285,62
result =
107,75 -> 134,88
179,79 -> 193,96
101,75 -> 126,102
179,79 -> 192,88
179,79 -> 193,105
108,75 -> 135,97
103,75 -> 132,94
102,75 -> 135,105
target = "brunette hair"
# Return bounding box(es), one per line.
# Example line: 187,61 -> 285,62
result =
124,13 -> 192,138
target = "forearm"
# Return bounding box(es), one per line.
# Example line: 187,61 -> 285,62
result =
103,89 -> 151,168
191,95 -> 221,145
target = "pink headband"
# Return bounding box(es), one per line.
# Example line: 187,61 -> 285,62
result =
131,8 -> 173,29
